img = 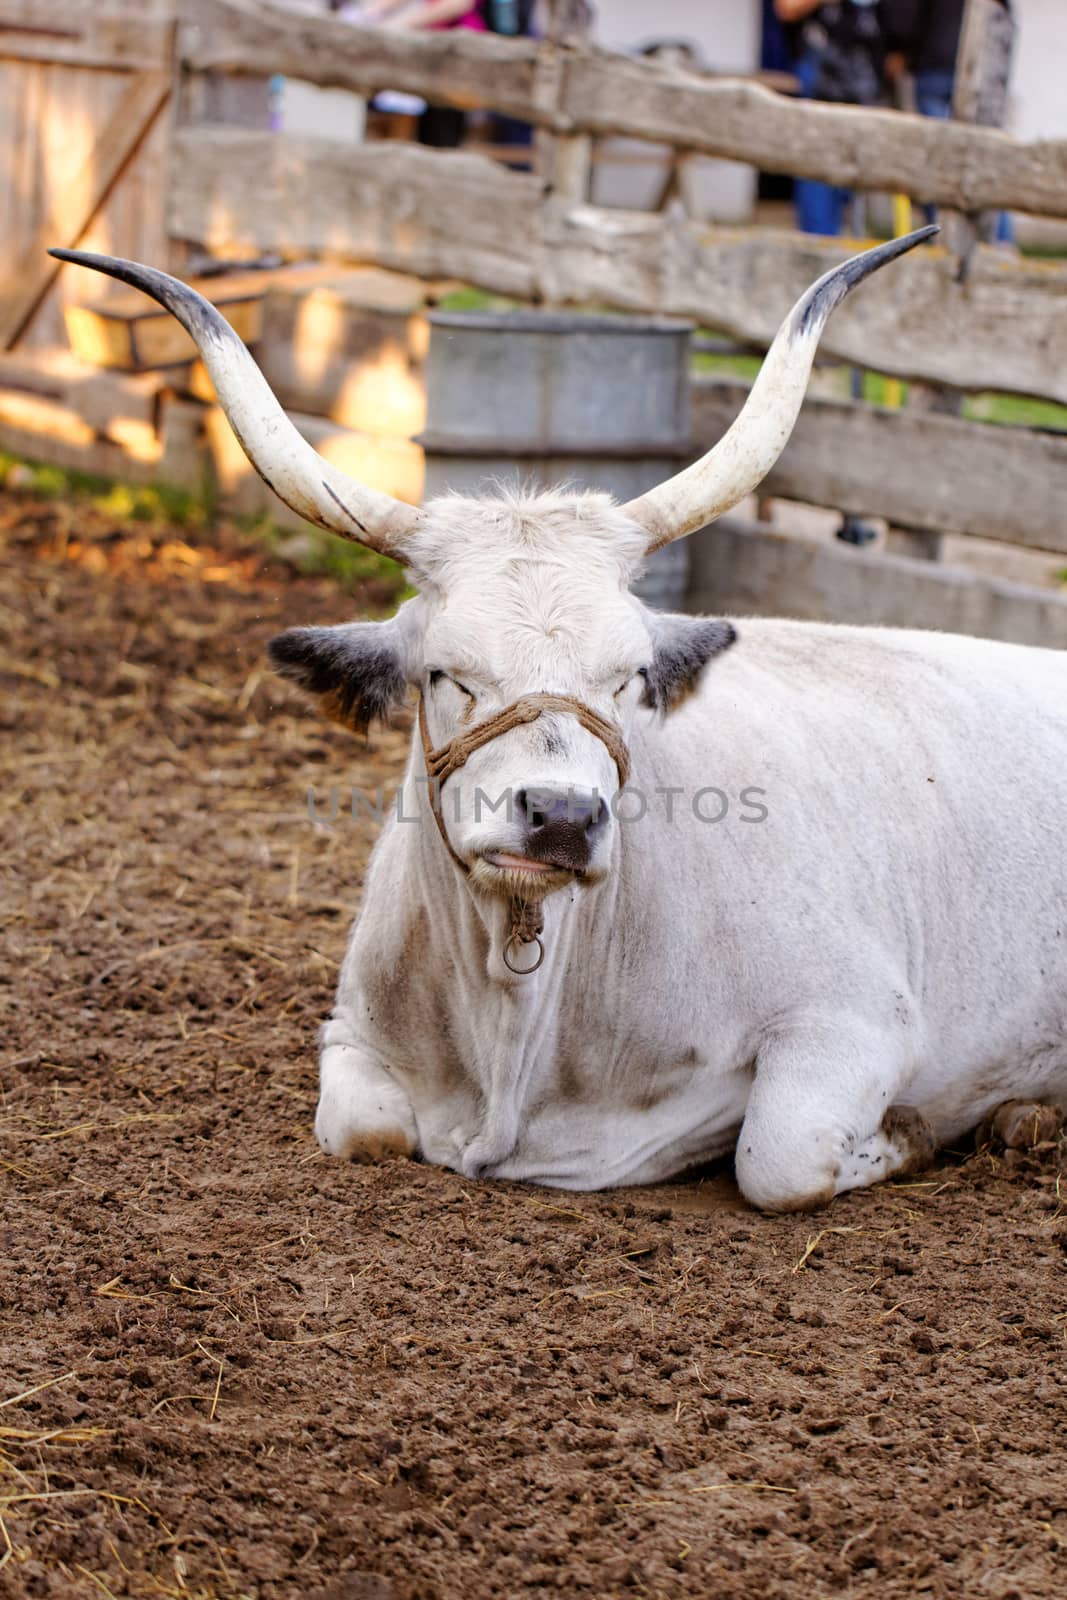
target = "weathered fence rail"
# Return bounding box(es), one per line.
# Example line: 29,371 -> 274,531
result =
179,0 -> 1067,219
170,128 -> 1067,406
689,518 -> 1067,651
691,378 -> 1067,558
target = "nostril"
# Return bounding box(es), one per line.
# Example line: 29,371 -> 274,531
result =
517,787 -> 608,833
517,791 -> 542,828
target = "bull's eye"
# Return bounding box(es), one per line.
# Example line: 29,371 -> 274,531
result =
614,671 -> 647,698
429,669 -> 474,700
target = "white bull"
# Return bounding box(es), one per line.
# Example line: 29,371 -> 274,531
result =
56,232 -> 1067,1211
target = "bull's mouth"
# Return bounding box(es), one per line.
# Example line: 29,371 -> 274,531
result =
483,851 -> 560,875
471,850 -> 586,897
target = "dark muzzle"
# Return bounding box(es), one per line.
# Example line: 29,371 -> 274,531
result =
517,785 -> 608,872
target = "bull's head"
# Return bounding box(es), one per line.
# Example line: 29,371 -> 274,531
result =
53,230 -> 933,956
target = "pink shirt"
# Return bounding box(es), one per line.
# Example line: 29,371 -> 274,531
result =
436,7 -> 487,29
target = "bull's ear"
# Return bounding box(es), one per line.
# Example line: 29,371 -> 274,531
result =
641,615 -> 736,713
268,619 -> 409,734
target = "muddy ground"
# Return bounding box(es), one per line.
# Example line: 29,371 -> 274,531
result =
2,488 -> 1065,1600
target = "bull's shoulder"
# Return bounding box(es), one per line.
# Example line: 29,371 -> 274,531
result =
694,617 -> 1067,699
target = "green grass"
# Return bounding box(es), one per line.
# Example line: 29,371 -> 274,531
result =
965,392 -> 1067,431
435,286 -> 516,312
0,450 -> 409,607
0,451 -> 211,526
255,517 -> 410,601
689,339 -> 1067,433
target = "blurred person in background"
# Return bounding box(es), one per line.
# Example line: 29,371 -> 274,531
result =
359,0 -> 487,30
883,0 -> 964,119
356,0 -> 487,146
773,1 -> 886,237
882,0 -> 1014,242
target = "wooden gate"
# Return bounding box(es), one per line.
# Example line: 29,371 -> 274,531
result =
0,0 -> 174,350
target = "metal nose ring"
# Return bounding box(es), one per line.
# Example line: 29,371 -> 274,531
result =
503,933 -> 545,975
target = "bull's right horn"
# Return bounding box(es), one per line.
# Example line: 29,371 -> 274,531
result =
624,225 -> 939,551
49,249 -> 423,560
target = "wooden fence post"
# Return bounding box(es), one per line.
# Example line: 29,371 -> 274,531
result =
948,0 -> 1015,274
538,0 -> 594,203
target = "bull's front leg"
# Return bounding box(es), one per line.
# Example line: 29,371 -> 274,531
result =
735,1013 -> 933,1212
315,1016 -> 417,1162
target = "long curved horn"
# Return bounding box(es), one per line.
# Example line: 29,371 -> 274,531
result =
624,226 -> 938,551
49,249 -> 423,559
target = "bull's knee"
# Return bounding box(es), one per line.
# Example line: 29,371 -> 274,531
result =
316,1043 -> 416,1163
736,1104 -> 935,1213
735,1017 -> 923,1211
735,1122 -> 838,1213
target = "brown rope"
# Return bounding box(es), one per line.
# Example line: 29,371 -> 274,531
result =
416,690 -> 631,971
420,692 -> 630,794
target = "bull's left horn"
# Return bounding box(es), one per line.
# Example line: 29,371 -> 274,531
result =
623,226 -> 938,551
48,249 -> 423,559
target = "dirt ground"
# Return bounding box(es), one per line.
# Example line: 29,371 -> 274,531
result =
2,487 -> 1065,1600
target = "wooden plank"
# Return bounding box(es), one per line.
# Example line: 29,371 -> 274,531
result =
573,54 -> 1067,221
257,280 -> 427,435
205,404 -> 424,523
170,132 -> 1067,402
0,1 -> 171,69
545,211 -> 1067,402
687,517 -> 1067,651
180,0 -> 547,123
0,346 -> 167,432
176,0 -> 1067,220
169,130 -> 542,299
0,69 -> 171,349
556,50 -> 1067,218
691,377 -> 1067,558
66,261 -> 440,375
65,296 -> 261,371
64,272 -> 265,370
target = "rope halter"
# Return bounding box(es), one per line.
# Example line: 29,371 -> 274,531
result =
416,691 -> 631,974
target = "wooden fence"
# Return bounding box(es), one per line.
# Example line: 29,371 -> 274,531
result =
1,0 -> 1067,643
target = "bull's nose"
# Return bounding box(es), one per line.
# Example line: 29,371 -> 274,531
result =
518,785 -> 607,832
516,785 -> 608,872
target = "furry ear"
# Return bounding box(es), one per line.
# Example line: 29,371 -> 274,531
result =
268,619 -> 409,734
641,616 -> 736,713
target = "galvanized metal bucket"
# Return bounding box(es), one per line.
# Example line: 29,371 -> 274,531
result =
419,311 -> 695,609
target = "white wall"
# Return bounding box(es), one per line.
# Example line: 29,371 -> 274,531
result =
593,0 -> 761,72
1011,0 -> 1067,140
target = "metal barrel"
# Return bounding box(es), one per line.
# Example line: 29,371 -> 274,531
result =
419,311 -> 695,609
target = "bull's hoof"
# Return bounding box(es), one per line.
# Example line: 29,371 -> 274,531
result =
985,1100 -> 1064,1151
881,1106 -> 936,1175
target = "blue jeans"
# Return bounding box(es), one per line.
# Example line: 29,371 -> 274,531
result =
793,52 -> 852,236
915,69 -> 1014,243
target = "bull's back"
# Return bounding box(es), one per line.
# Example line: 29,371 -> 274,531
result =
637,619 -> 1067,1126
